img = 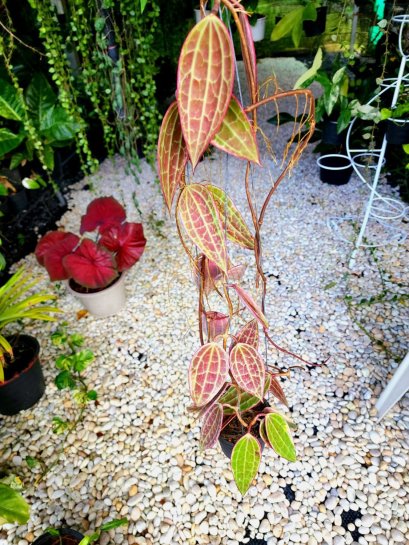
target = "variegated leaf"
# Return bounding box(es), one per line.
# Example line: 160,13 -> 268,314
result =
221,375 -> 271,415
230,343 -> 265,399
231,284 -> 269,329
231,433 -> 261,495
264,413 -> 296,462
212,96 -> 260,164
189,342 -> 229,407
200,403 -> 223,450
177,14 -> 234,168
202,311 -> 229,341
230,319 -> 259,351
157,102 -> 187,211
269,376 -> 288,406
206,184 -> 254,250
178,184 -> 228,273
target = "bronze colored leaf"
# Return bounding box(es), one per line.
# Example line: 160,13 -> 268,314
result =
269,376 -> 288,406
230,284 -> 269,330
189,342 -> 229,407
177,14 -> 234,168
157,101 -> 187,212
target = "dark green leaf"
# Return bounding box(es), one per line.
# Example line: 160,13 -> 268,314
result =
43,144 -> 54,171
303,3 -> 317,21
0,80 -> 24,121
40,105 -> 80,142
25,73 -> 56,130
25,456 -> 38,469
87,390 -> 98,401
0,128 -> 26,159
55,370 -> 76,390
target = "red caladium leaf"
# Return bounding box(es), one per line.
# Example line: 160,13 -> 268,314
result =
200,403 -> 223,450
37,232 -> 79,281
269,375 -> 288,407
230,319 -> 259,352
189,342 -> 229,407
230,343 -> 265,399
230,284 -> 269,330
80,197 -> 126,234
35,231 -> 78,267
202,311 -> 229,341
99,222 -> 146,271
63,239 -> 118,289
211,96 -> 260,164
157,101 -> 187,212
178,184 -> 228,273
177,14 -> 234,168
205,184 -> 254,250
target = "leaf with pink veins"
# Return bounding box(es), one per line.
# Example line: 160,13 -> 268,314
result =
200,403 -> 223,450
230,343 -> 265,399
189,342 -> 229,408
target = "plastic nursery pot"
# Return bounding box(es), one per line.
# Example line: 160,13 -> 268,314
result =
303,6 -> 327,37
9,188 -> 29,214
219,402 -> 267,459
0,334 -> 45,416
32,528 -> 84,545
321,119 -> 346,146
67,272 -> 126,318
250,16 -> 266,42
385,119 -> 409,145
317,154 -> 353,186
194,8 -> 210,23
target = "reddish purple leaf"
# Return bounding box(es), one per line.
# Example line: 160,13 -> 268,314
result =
38,232 -> 79,281
80,197 -> 126,234
189,342 -> 229,407
227,264 -> 246,282
230,319 -> 259,352
202,311 -> 229,341
99,222 -> 146,271
200,403 -> 223,450
230,343 -> 265,399
231,284 -> 269,329
63,239 -> 117,289
238,11 -> 258,101
269,376 -> 288,407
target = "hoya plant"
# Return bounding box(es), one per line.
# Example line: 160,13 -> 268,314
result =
157,0 -> 322,494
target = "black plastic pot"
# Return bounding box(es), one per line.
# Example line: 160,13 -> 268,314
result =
322,119 -> 346,145
9,188 -> 29,213
0,335 -> 45,416
303,6 -> 327,37
33,528 -> 84,545
317,154 -> 353,185
386,119 -> 409,145
219,435 -> 265,460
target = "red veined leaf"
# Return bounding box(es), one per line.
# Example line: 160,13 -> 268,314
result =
227,264 -> 246,282
99,222 -> 146,271
230,319 -> 259,352
238,11 -> 258,101
189,342 -> 229,407
194,383 -> 229,419
177,14 -> 234,168
269,375 -> 288,406
202,311 -> 229,342
205,184 -> 254,250
193,255 -> 223,295
211,96 -> 260,164
231,433 -> 261,495
38,233 -> 80,281
230,284 -> 269,329
80,197 -> 126,234
157,101 -> 187,212
63,239 -> 117,289
230,343 -> 265,399
200,403 -> 223,450
264,413 -> 296,462
178,184 -> 228,273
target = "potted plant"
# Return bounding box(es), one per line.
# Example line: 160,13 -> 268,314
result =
381,95 -> 409,145
35,196 -> 146,317
33,518 -> 128,545
157,1 -> 323,494
0,266 -> 61,415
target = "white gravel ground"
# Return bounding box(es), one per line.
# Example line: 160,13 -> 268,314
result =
1,58 -> 408,545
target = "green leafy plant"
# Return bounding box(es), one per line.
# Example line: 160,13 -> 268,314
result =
157,0 -> 323,494
45,518 -> 128,545
0,266 -> 61,382
271,1 -> 322,48
0,476 -> 30,526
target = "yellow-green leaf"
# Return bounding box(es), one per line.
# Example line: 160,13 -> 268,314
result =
264,413 -> 296,462
231,433 -> 261,495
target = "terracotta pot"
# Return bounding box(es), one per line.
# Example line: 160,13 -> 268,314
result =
0,334 -> 45,416
32,528 -> 84,545
67,273 -> 126,317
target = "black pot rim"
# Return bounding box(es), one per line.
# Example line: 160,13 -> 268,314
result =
1,334 -> 40,386
32,527 -> 84,545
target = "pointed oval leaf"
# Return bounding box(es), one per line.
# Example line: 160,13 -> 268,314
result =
238,12 -> 258,100
264,413 -> 296,462
202,311 -> 229,342
230,319 -> 259,352
177,14 -> 234,168
157,102 -> 187,211
211,96 -> 260,164
231,433 -> 261,495
221,375 -> 271,415
269,376 -> 288,407
231,284 -> 269,329
189,342 -> 229,407
178,184 -> 228,273
200,403 -> 223,449
206,184 -> 254,250
230,343 -> 265,399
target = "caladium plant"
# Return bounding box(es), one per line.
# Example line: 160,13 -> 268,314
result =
157,0 -> 322,494
35,197 -> 146,290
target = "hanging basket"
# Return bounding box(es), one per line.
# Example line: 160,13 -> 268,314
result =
317,154 -> 353,185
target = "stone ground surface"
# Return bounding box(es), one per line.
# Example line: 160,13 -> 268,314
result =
1,59 -> 409,545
